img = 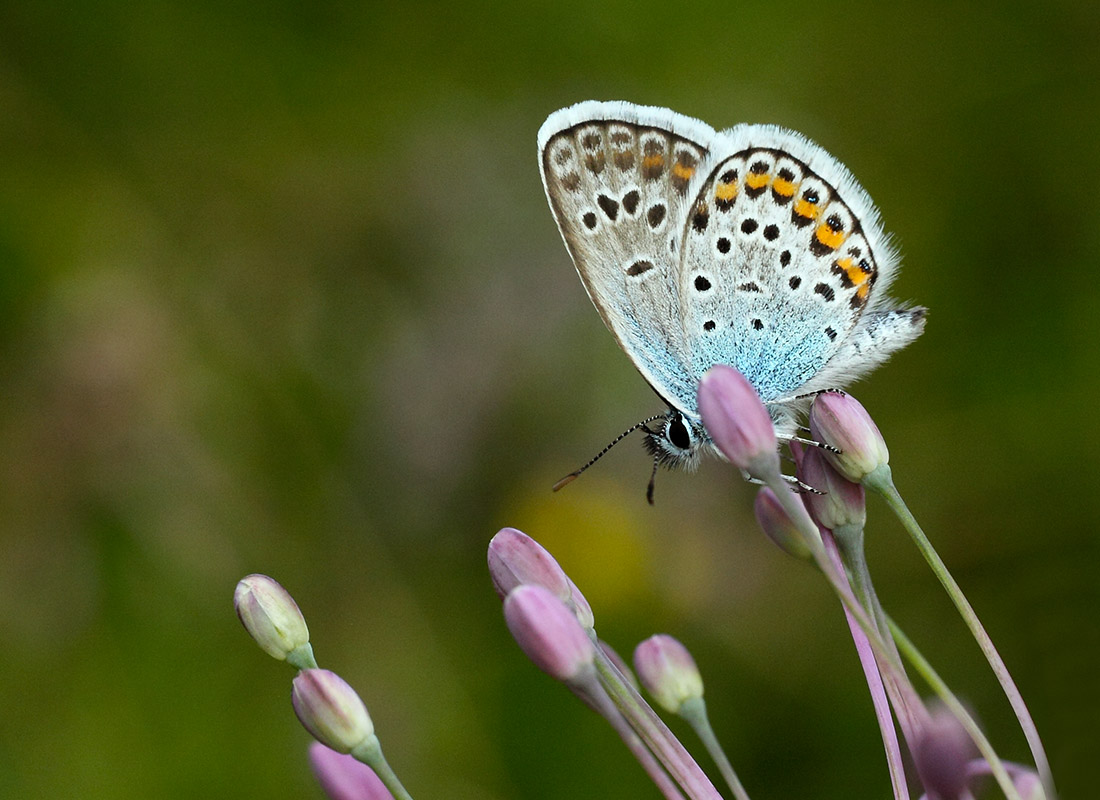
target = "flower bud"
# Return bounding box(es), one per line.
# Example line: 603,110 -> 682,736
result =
292,669 -> 376,754
504,584 -> 595,682
234,574 -> 310,661
488,528 -> 595,629
1012,770 -> 1045,800
809,391 -> 890,484
308,742 -> 394,800
753,487 -> 816,560
488,527 -> 571,601
912,707 -> 974,800
797,446 -> 866,532
567,576 -> 595,631
632,634 -> 704,715
697,365 -> 778,475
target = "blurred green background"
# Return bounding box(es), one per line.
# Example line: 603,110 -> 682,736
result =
0,1 -> 1096,798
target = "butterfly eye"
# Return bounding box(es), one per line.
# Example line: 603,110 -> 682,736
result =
666,414 -> 692,451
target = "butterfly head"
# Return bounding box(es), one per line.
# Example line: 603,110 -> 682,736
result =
552,407 -> 711,504
642,409 -> 708,473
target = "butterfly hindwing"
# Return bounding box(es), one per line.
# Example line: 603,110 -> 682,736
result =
679,125 -> 887,402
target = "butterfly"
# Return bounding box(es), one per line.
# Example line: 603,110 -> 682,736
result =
538,101 -> 925,497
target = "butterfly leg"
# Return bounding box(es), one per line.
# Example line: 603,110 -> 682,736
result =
781,433 -> 840,453
744,472 -> 824,494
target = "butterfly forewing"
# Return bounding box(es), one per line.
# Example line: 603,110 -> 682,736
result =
539,106 -> 717,414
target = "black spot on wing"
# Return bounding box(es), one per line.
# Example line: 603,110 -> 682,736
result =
597,194 -> 619,221
647,204 -> 666,229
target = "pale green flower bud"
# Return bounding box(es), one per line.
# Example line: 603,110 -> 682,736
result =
234,574 -> 310,662
632,634 -> 704,714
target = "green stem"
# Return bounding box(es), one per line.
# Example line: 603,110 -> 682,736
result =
870,468 -> 1055,799
837,524 -> 894,652
677,697 -> 751,800
351,736 -> 415,800
888,618 -> 1022,800
830,523 -> 923,741
286,643 -> 318,671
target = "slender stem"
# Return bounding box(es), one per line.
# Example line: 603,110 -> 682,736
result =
888,618 -> 1023,800
572,669 -> 687,800
593,647 -> 724,800
820,531 -> 909,800
757,467 -> 925,733
871,470 -> 1055,799
678,697 -> 751,800
286,643 -> 318,671
837,524 -> 900,662
351,738 -> 415,800
830,520 -> 925,744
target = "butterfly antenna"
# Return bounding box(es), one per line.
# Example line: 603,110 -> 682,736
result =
552,414 -> 665,493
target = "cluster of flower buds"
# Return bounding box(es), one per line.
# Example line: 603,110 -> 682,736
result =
234,575 -> 407,800
489,527 -> 733,800
694,366 -> 1051,800
233,363 -> 1051,800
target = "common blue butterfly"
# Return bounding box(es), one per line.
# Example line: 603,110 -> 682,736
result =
539,101 -> 925,494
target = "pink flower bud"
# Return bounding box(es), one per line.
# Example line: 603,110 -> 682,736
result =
234,574 -> 310,661
798,446 -> 866,532
488,528 -> 594,629
912,708 -> 974,800
292,669 -> 375,754
308,742 -> 394,800
809,391 -> 890,484
488,527 -> 571,601
567,576 -> 595,631
632,634 -> 704,714
1011,770 -> 1045,800
697,365 -> 778,475
753,487 -> 815,560
504,584 -> 595,682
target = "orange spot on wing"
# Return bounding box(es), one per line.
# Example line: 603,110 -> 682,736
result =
714,181 -> 738,201
836,257 -> 870,286
814,223 -> 846,250
643,154 -> 665,170
772,176 -> 796,197
745,172 -> 770,190
672,162 -> 695,181
794,198 -> 819,219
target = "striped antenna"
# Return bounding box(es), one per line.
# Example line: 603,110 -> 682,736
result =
552,414 -> 665,493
